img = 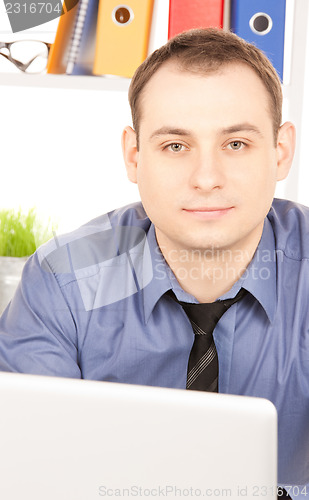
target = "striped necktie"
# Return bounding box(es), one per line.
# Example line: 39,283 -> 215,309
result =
170,288 -> 247,392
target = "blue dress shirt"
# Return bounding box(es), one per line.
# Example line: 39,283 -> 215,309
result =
0,198 -> 309,493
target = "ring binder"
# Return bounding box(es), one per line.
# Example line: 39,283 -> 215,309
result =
93,0 -> 154,78
168,0 -> 224,39
230,0 -> 286,81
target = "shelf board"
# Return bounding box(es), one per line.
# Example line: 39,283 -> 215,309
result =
0,72 -> 131,91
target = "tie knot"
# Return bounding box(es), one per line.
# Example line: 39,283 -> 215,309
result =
169,288 -> 247,335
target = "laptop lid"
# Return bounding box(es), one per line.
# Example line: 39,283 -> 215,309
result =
0,372 -> 277,499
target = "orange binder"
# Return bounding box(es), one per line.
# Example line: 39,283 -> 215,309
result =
168,0 -> 224,39
93,0 -> 154,78
47,0 -> 80,74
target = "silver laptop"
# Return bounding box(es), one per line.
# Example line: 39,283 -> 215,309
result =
0,372 -> 277,499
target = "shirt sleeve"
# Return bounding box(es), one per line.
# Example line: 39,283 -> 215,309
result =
0,252 -> 81,378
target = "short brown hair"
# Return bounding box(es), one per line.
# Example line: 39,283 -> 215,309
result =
128,28 -> 282,148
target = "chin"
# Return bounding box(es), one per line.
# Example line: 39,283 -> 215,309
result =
182,230 -> 230,250
181,238 -> 228,253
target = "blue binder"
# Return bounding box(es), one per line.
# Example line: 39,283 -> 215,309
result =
230,0 -> 286,81
69,0 -> 99,75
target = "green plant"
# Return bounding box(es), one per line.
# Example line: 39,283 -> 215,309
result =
0,208 -> 56,257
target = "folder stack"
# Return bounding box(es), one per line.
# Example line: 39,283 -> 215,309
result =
47,0 -> 287,81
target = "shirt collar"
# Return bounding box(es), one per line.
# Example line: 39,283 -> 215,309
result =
218,216 -> 277,323
142,217 -> 277,324
239,217 -> 277,323
142,224 -> 176,324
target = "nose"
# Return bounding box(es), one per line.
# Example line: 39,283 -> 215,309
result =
189,147 -> 225,192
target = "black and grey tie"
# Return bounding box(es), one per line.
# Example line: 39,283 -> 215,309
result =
168,288 -> 247,392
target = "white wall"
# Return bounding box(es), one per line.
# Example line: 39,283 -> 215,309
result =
275,0 -> 309,205
0,0 -> 309,234
1,84 -> 138,233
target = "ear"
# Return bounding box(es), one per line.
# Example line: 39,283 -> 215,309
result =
276,121 -> 296,181
122,126 -> 138,184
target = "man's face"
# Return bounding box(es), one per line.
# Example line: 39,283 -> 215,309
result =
124,62 -> 291,257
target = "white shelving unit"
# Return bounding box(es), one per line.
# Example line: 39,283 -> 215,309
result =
0,72 -> 130,91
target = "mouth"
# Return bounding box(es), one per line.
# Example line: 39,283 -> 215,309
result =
183,207 -> 234,219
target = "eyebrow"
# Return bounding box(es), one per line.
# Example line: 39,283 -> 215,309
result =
219,123 -> 264,137
149,127 -> 191,140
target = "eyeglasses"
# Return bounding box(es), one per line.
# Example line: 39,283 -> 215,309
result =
0,40 -> 51,73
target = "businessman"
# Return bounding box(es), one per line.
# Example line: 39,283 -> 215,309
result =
0,28 -> 307,496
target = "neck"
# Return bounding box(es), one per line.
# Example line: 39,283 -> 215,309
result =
157,236 -> 261,303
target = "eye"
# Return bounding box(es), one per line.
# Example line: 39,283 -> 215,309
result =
165,143 -> 185,153
227,141 -> 246,151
